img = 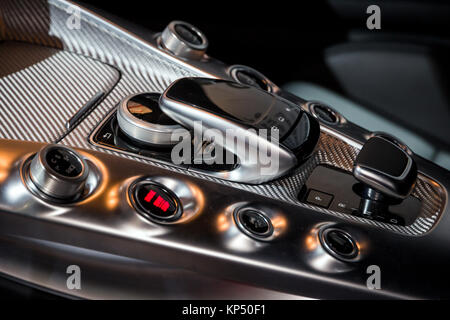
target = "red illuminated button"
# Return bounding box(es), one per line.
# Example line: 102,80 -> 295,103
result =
133,182 -> 181,221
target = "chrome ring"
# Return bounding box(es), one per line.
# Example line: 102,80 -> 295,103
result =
117,93 -> 189,147
319,227 -> 359,262
29,145 -> 89,200
128,176 -> 204,225
160,21 -> 208,60
234,207 -> 274,240
308,102 -> 342,125
229,65 -> 276,93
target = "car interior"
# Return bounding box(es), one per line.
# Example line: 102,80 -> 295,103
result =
0,0 -> 449,300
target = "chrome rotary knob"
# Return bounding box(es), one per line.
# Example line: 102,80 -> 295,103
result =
29,145 -> 89,200
160,21 -> 208,60
117,92 -> 189,147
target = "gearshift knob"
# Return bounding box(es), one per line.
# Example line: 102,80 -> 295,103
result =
353,135 -> 417,200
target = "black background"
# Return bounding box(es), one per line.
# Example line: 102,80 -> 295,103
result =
76,0 -> 349,90
76,0 -> 450,91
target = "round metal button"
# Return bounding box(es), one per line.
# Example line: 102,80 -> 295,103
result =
319,228 -> 359,261
131,181 -> 182,222
309,103 -> 341,125
160,21 -> 208,60
29,145 -> 89,200
234,208 -> 274,239
229,65 -> 274,92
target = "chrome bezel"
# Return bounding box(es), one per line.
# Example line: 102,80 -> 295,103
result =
234,207 -> 274,240
128,176 -> 203,225
23,152 -> 101,204
129,180 -> 182,222
319,227 -> 359,262
308,102 -> 342,125
28,145 -> 89,200
229,65 -> 277,93
117,92 -> 189,147
159,21 -> 208,60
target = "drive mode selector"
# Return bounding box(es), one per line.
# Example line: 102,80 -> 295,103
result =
117,93 -> 189,147
29,145 -> 89,200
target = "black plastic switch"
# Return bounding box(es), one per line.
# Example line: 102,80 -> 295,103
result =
306,189 -> 334,208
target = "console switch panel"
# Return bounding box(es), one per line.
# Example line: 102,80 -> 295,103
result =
301,165 -> 421,226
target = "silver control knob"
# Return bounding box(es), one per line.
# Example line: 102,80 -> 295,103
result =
117,92 -> 189,146
29,145 -> 89,200
160,21 -> 208,60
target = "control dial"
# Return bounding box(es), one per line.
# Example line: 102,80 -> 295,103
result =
230,65 -> 274,92
160,21 -> 208,60
117,93 -> 189,147
29,145 -> 89,200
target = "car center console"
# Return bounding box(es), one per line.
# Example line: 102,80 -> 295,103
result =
0,0 -> 449,299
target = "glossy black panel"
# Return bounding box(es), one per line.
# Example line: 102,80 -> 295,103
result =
164,77 -> 320,162
165,77 -> 300,138
282,112 -> 320,160
356,137 -> 408,177
353,136 -> 418,200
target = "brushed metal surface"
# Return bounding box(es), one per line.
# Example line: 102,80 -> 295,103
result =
0,139 -> 429,299
0,234 -> 305,300
0,41 -> 119,142
1,139 -> 450,299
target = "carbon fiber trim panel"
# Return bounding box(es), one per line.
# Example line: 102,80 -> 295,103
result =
0,0 -> 446,235
0,41 -> 119,142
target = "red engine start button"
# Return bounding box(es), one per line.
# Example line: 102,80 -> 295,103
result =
133,182 -> 181,222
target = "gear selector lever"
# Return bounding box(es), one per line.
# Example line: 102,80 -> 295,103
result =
353,134 -> 418,223
159,77 -> 320,184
